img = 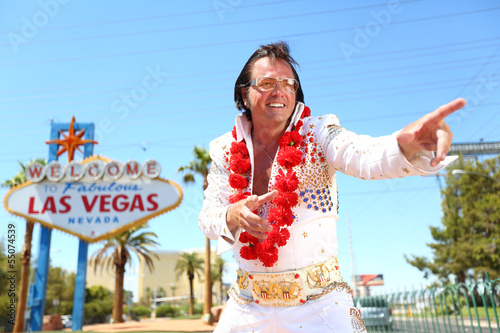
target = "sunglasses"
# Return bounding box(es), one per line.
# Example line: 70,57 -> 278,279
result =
249,77 -> 299,94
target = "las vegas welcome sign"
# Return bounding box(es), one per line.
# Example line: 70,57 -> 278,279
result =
3,156 -> 183,242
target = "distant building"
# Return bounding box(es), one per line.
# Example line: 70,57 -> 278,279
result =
138,248 -> 221,306
86,261 -> 115,292
86,247 -> 223,306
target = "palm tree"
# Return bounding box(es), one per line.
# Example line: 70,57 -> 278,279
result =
91,224 -> 159,323
177,146 -> 213,324
156,286 -> 166,298
175,252 -> 204,315
2,158 -> 46,333
213,257 -> 226,304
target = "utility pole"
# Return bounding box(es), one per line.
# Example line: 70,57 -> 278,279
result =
346,214 -> 358,298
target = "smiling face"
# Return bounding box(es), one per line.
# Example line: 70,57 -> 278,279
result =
243,57 -> 297,129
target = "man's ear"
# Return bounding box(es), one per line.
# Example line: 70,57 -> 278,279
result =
241,88 -> 248,107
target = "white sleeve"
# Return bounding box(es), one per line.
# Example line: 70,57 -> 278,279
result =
198,140 -> 241,254
314,115 -> 456,179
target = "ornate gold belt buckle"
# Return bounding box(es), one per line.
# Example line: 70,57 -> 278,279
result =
249,272 -> 307,307
306,257 -> 340,288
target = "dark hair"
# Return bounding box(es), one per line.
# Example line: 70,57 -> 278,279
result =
234,41 -> 304,121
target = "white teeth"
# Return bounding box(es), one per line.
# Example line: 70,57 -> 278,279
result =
268,103 -> 284,107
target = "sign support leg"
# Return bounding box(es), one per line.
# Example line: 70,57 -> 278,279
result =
28,226 -> 52,331
72,240 -> 88,330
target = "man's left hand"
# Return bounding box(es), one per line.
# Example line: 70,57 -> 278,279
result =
397,98 -> 466,167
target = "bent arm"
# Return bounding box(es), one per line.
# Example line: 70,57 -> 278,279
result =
198,140 -> 241,254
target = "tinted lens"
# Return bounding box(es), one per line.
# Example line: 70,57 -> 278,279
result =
257,77 -> 277,91
253,77 -> 298,93
282,78 -> 298,93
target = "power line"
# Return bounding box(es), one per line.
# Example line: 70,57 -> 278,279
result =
307,36 -> 500,65
314,82 -> 499,105
1,35 -> 498,97
453,46 -> 500,105
309,53 -> 500,78
0,0 -> 424,47
2,6 -> 498,66
346,189 -> 435,239
482,123 -> 500,141
306,42 -> 500,74
1,86 -> 499,137
4,55 -> 499,106
4,51 -> 499,104
340,104 -> 498,126
1,53 -> 498,122
0,0 -> 306,33
313,75 -> 500,100
1,101 -> 496,158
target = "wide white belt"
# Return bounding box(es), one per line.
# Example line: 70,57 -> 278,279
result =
228,257 -> 349,307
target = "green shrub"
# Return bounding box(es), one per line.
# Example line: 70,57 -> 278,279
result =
84,299 -> 113,324
130,305 -> 151,319
156,304 -> 178,318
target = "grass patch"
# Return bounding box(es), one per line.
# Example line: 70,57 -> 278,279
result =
171,314 -> 202,320
390,306 -> 498,320
460,306 -> 497,319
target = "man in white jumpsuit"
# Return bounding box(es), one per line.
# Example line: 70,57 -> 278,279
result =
199,41 -> 465,332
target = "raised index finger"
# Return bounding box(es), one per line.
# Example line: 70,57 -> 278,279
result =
428,98 -> 466,123
256,190 -> 279,206
245,190 -> 279,212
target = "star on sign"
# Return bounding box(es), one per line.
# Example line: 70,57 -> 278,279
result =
302,231 -> 308,238
402,168 -> 410,174
45,116 -> 97,162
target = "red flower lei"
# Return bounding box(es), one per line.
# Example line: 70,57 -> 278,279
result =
228,106 -> 311,267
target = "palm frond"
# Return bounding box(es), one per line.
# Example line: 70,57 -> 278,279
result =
182,173 -> 195,184
91,224 -> 158,273
175,252 -> 204,280
2,158 -> 47,188
177,146 -> 211,186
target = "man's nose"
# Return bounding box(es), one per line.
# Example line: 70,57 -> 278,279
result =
271,81 -> 285,95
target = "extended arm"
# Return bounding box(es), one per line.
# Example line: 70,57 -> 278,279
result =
316,100 -> 465,179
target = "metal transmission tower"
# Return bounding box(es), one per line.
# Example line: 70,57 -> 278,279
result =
448,141 -> 500,156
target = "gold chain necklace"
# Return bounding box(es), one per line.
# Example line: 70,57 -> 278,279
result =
252,132 -> 275,163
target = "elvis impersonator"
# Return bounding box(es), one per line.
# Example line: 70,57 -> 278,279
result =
199,41 -> 466,332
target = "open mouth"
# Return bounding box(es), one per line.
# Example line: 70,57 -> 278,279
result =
267,103 -> 285,108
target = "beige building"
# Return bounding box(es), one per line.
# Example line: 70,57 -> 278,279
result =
86,261 -> 116,292
138,248 -> 221,305
86,247 -> 223,305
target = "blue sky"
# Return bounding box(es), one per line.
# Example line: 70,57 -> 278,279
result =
1,0 -> 499,300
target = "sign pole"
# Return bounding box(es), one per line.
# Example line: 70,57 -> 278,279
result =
28,124 -> 60,331
72,240 -> 88,330
28,227 -> 52,331
71,124 -> 95,331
